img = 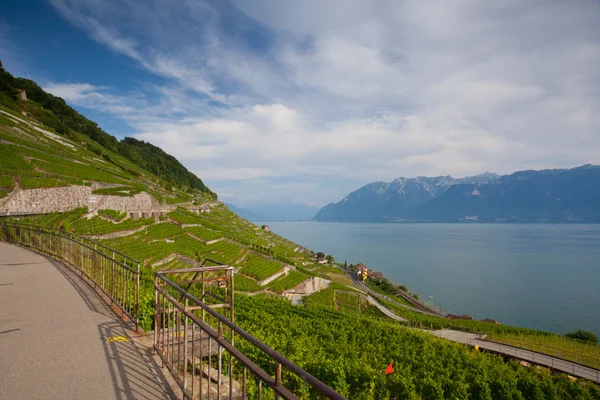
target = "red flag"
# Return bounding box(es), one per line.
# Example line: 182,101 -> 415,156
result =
385,362 -> 394,375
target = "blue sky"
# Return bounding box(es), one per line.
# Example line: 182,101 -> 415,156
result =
2,0 -> 600,207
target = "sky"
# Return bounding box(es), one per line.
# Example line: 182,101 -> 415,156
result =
2,0 -> 600,207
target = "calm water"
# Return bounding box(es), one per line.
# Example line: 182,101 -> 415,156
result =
264,222 -> 600,336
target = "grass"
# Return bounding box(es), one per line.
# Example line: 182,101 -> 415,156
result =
20,176 -> 68,189
325,271 -> 354,286
92,186 -> 142,196
0,175 -> 14,189
98,209 -> 126,222
70,216 -> 155,235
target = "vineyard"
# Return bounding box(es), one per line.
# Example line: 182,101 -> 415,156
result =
234,295 -> 600,399
234,274 -> 263,293
241,253 -> 285,281
205,239 -> 247,265
70,215 -> 155,235
268,270 -> 309,293
184,225 -> 224,241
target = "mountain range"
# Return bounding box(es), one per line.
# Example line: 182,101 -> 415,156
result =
313,165 -> 600,222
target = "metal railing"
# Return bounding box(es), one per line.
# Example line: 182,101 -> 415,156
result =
486,334 -> 600,371
0,222 -> 140,329
154,260 -> 347,400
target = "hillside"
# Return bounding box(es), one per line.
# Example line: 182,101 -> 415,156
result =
314,167 -> 600,222
1,67 -> 599,398
0,61 -> 214,197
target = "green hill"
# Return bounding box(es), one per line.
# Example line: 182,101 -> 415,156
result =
1,64 -> 598,399
0,61 -> 214,196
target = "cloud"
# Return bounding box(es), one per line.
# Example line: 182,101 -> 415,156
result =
44,0 -> 600,205
43,82 -> 137,114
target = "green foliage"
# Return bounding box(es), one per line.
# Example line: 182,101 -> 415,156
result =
0,63 -> 215,197
184,225 -> 223,241
564,329 -> 598,345
367,278 -> 398,296
98,209 -> 126,222
241,254 -> 284,281
118,137 -> 214,196
20,176 -> 68,189
490,332 -> 600,370
70,216 -> 154,235
268,270 -> 308,293
234,295 -> 600,399
0,144 -> 30,170
234,274 -> 262,293
0,175 -> 14,189
92,186 -> 142,196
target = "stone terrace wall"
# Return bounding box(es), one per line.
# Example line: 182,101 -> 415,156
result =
1,186 -> 170,214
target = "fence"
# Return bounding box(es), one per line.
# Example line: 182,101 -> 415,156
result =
0,222 -> 140,329
154,262 -> 347,400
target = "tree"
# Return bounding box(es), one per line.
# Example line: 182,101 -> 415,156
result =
316,252 -> 325,259
326,254 -> 334,264
564,329 -> 598,345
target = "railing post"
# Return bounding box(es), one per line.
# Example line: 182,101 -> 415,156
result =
154,277 -> 159,354
136,261 -> 140,331
111,252 -> 115,306
183,297 -> 189,391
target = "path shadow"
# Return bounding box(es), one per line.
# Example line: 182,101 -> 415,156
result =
47,257 -> 177,399
47,257 -> 114,318
99,321 -> 177,400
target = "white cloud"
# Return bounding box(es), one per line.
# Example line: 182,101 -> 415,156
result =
44,0 -> 600,205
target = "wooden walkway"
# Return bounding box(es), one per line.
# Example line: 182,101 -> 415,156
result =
430,330 -> 600,383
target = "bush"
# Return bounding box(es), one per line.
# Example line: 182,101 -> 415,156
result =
564,329 -> 598,345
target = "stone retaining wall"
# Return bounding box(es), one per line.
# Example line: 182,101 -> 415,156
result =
1,186 -> 171,214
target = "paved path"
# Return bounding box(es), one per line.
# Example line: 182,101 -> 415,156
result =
365,295 -> 407,322
0,242 -> 177,400
430,330 -> 600,383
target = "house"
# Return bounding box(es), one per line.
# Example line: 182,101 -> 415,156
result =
17,89 -> 27,101
316,256 -> 327,264
368,271 -> 384,281
199,204 -> 212,214
261,224 -> 271,232
356,263 -> 368,282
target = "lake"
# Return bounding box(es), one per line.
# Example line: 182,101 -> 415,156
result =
263,222 -> 600,336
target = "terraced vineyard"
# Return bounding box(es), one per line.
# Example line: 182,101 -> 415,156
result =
184,225 -> 223,241
268,270 -> 309,293
71,215 -> 155,235
2,66 -> 599,398
241,253 -> 285,281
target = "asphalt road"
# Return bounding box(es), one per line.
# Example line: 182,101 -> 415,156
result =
0,242 -> 176,399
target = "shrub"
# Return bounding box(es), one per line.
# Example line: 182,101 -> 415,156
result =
564,329 -> 598,345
